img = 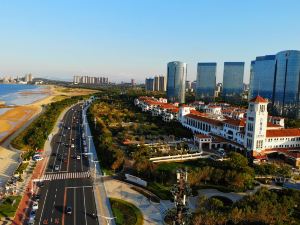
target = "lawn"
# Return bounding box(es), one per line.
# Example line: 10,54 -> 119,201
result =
147,182 -> 172,200
0,195 -> 22,218
109,198 -> 143,225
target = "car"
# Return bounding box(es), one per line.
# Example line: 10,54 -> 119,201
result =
33,194 -> 40,202
37,181 -> 44,188
68,127 -> 71,130
71,144 -> 75,148
29,210 -> 36,218
77,155 -> 81,160
33,155 -> 43,161
217,148 -> 226,157
54,165 -> 60,171
66,206 -> 72,215
27,217 -> 35,225
32,202 -> 38,210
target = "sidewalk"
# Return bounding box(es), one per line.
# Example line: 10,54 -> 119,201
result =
82,102 -> 116,225
105,179 -> 164,225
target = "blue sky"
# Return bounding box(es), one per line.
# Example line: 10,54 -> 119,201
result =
0,0 -> 300,83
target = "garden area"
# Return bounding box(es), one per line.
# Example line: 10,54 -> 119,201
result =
0,195 -> 21,219
109,198 -> 143,225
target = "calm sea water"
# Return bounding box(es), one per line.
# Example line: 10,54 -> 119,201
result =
0,84 -> 47,106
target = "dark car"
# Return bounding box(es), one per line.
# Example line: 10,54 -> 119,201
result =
66,206 -> 72,215
37,182 -> 44,188
33,194 -> 40,202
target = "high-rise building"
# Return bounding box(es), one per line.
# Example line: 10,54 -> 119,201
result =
131,79 -> 136,86
272,50 -> 300,118
145,78 -> 154,91
159,75 -> 166,91
222,62 -> 245,100
185,80 -> 191,91
196,63 -> 217,100
24,73 -> 33,83
154,76 -> 160,91
248,55 -> 276,101
167,61 -> 187,103
73,75 -> 109,85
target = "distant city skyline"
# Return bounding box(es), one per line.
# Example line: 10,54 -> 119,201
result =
1,1 -> 300,83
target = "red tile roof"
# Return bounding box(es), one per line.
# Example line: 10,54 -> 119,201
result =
249,95 -> 268,103
266,128 -> 300,137
223,118 -> 246,127
195,134 -> 211,139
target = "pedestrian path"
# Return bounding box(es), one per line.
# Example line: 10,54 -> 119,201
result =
42,171 -> 90,180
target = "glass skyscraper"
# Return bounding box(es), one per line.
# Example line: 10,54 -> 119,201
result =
167,61 -> 187,103
272,50 -> 300,118
222,62 -> 245,100
196,63 -> 216,100
248,55 -> 276,101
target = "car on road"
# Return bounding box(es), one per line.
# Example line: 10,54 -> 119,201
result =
68,127 -> 71,130
33,194 -> 40,202
77,155 -> 81,160
71,144 -> 75,148
27,218 -> 35,225
29,210 -> 36,220
66,206 -> 72,215
32,202 -> 38,210
54,165 -> 60,171
37,181 -> 45,188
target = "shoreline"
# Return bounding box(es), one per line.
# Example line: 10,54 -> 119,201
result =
0,85 -> 98,144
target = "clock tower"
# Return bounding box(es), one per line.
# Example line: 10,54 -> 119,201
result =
244,96 -> 268,155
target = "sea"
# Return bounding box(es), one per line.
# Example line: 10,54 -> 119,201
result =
0,84 -> 48,115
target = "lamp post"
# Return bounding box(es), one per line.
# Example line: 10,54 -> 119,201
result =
87,136 -> 93,153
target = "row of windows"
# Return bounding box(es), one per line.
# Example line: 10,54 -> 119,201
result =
266,137 -> 300,142
269,144 -> 300,148
186,118 -> 211,132
224,123 -> 240,131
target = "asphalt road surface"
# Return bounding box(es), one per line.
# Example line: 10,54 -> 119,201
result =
31,103 -> 99,225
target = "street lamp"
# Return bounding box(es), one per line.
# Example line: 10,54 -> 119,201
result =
87,136 -> 93,153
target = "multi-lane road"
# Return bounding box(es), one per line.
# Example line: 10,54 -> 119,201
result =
31,103 -> 99,225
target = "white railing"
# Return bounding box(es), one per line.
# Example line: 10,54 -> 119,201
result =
150,152 -> 209,163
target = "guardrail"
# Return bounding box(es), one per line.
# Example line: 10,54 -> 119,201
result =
149,152 -> 209,163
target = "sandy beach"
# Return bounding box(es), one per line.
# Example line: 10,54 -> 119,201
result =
0,85 -> 98,144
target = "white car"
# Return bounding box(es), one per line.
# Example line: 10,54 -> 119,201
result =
32,202 -> 38,210
54,165 -> 60,171
77,155 -> 81,160
71,144 -> 75,148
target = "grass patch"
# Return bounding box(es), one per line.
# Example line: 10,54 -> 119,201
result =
109,198 -> 143,225
147,182 -> 172,200
0,196 -> 22,218
15,162 -> 29,175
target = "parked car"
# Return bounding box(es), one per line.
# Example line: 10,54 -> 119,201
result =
33,156 -> 43,161
71,144 -> 75,148
33,194 -> 40,202
32,202 -> 38,210
66,206 -> 72,215
54,165 -> 60,171
77,155 -> 81,160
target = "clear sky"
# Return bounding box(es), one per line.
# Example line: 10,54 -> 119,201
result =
1,0 -> 300,83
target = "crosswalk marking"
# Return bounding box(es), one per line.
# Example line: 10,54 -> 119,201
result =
42,171 -> 90,181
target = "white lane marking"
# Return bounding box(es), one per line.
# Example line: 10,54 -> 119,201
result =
74,188 -> 76,225
38,188 -> 49,225
83,186 -> 87,225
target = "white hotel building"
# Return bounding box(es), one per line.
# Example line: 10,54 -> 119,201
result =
135,96 -> 300,167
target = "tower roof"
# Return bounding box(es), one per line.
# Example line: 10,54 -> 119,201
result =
249,95 -> 268,103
